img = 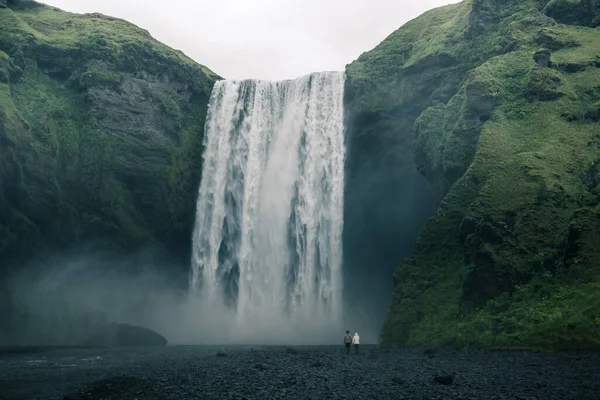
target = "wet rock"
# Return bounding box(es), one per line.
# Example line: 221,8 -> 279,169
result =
434,374 -> 454,385
392,377 -> 405,385
108,323 -> 167,347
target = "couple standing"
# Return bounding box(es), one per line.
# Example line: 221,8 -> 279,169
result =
343,330 -> 360,354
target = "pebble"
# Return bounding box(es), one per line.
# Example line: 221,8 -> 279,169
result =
0,346 -> 599,399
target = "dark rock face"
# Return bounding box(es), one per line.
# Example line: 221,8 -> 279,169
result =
0,1 -> 220,346
368,0 -> 600,350
342,75 -> 437,332
533,48 -> 552,67
433,374 -> 454,385
0,3 -> 220,281
563,208 -> 600,281
543,0 -> 600,27
109,323 -> 167,347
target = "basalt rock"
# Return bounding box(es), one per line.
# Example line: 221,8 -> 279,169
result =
108,323 -> 168,347
375,0 -> 600,350
0,2 -> 220,277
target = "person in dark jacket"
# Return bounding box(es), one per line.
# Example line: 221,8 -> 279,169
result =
343,330 -> 352,354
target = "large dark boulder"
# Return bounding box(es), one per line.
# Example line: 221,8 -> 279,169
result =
108,323 -> 167,347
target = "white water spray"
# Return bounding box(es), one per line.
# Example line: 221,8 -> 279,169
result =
190,72 -> 345,342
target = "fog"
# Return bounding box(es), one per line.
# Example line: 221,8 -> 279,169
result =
1,245 -> 364,346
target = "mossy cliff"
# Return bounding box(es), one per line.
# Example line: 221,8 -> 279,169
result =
346,0 -> 600,350
0,0 -> 220,275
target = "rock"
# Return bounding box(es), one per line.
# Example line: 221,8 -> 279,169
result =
433,374 -> 454,385
533,48 -> 552,67
311,361 -> 324,367
254,363 -> 273,371
216,350 -> 227,358
108,323 -> 167,347
424,348 -> 437,359
543,0 -> 600,28
563,62 -> 588,72
392,377 -> 405,385
286,347 -> 298,355
466,81 -> 497,120
0,3 -> 220,276
585,102 -> 600,122
459,217 -> 477,244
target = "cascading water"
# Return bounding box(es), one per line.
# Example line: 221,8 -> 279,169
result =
189,72 -> 345,342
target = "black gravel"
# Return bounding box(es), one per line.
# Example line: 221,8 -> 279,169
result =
1,345 -> 599,399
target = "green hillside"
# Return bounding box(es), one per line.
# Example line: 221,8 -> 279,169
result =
345,0 -> 600,350
0,0 -> 220,271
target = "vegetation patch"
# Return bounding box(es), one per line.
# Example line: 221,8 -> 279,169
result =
350,0 -> 600,350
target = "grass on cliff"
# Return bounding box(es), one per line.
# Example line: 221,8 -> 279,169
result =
0,1 -> 218,265
382,6 -> 600,349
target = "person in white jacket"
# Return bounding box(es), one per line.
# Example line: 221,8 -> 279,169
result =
352,332 -> 360,354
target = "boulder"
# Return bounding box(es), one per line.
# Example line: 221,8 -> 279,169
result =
434,374 -> 454,385
108,323 -> 167,347
533,48 -> 552,67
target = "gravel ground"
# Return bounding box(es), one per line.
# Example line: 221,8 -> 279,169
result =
0,345 -> 599,399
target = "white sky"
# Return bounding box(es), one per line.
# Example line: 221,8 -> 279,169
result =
41,0 -> 460,81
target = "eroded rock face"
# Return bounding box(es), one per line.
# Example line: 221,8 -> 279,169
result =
543,0 -> 600,27
109,323 -> 167,347
375,0 -> 600,350
0,3 -> 220,276
533,48 -> 552,67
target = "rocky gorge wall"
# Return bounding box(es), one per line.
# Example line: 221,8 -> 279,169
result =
0,0 -> 220,344
0,0 -> 219,274
2,0 -> 600,351
344,0 -> 600,350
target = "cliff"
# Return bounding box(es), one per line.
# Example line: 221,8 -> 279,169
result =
346,0 -> 600,350
0,0 -> 220,276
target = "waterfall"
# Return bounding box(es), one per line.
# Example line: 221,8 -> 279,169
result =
189,72 -> 345,341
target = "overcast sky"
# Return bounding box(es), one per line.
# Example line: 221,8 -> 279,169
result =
41,0 -> 460,81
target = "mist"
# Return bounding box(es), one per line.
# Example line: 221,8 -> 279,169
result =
0,244 -> 356,346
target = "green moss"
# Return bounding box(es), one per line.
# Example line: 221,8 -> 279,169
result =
368,0 -> 600,350
0,1 -> 220,268
543,0 -> 600,27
